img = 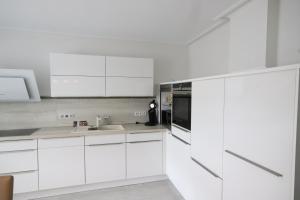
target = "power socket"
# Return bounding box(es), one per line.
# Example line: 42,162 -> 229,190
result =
58,113 -> 76,120
134,111 -> 147,117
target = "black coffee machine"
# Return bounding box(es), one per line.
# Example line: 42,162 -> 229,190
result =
145,100 -> 158,126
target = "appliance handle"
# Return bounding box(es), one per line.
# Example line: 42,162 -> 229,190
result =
127,140 -> 161,144
87,143 -> 124,147
191,157 -> 222,179
225,150 -> 283,177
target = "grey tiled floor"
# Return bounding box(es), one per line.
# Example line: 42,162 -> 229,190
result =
34,180 -> 184,200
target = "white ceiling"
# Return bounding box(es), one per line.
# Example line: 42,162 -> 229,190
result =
0,0 -> 238,44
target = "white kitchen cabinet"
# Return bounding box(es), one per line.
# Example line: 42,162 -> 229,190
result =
51,76 -> 105,97
223,152 -> 289,200
38,137 -> 85,190
106,77 -> 153,96
127,133 -> 163,178
224,69 -> 297,178
189,157 -> 222,200
166,133 -> 191,200
50,53 -> 106,76
12,171 -> 38,194
191,78 -> 224,178
0,139 -> 38,194
85,134 -> 126,184
106,56 -> 153,77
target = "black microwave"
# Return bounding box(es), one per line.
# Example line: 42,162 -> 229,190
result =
172,82 -> 191,131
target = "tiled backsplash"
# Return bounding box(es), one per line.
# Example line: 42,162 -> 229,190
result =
0,98 -> 152,130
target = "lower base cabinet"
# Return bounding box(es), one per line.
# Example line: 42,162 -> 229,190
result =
127,140 -> 163,178
13,171 -> 38,194
189,158 -> 222,200
38,146 -> 85,190
85,143 -> 126,184
223,153 -> 289,200
166,133 -> 192,199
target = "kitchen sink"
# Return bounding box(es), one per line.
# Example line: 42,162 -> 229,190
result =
88,125 -> 125,131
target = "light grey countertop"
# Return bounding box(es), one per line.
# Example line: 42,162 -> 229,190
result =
0,124 -> 168,142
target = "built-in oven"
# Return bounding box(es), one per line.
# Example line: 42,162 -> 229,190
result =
172,82 -> 191,131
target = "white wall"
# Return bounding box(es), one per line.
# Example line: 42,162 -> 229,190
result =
188,22 -> 230,78
188,0 -> 300,78
0,30 -> 188,96
277,0 -> 300,66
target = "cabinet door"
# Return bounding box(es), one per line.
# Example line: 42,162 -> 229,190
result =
51,76 -> 105,97
85,143 -> 126,184
127,140 -> 163,178
50,53 -> 106,76
106,77 -> 153,96
224,70 -> 297,177
166,133 -> 191,200
223,152 -> 289,200
191,78 -> 224,178
106,56 -> 153,77
38,146 -> 85,190
12,171 -> 38,194
189,157 -> 222,200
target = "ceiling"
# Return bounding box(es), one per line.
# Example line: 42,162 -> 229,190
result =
0,0 -> 238,44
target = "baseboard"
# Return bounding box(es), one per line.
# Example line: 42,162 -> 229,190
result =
14,175 -> 168,200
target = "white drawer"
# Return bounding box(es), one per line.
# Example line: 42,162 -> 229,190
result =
0,139 -> 37,152
127,131 -> 162,142
172,125 -> 191,144
38,136 -> 84,149
0,150 -> 37,174
12,170 -> 38,194
85,134 -> 125,145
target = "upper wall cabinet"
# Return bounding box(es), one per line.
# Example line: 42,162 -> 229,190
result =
50,54 -> 154,97
50,53 -> 106,76
106,56 -> 154,97
50,53 -> 106,97
106,56 -> 153,77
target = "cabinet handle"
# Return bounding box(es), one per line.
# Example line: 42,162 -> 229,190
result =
39,136 -> 82,140
129,132 -> 160,134
0,170 -> 37,176
171,134 -> 190,145
127,140 -> 161,144
0,149 -> 36,154
225,150 -> 283,177
87,143 -> 124,146
191,157 -> 222,179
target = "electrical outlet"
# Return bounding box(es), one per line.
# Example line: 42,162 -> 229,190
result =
58,113 -> 76,120
134,111 -> 147,117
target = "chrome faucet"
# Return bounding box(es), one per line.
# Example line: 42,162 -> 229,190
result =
96,115 -> 111,127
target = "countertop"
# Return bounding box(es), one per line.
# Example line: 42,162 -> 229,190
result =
0,124 -> 168,142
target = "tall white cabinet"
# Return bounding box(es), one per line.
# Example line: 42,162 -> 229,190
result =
169,65 -> 300,200
223,69 -> 297,200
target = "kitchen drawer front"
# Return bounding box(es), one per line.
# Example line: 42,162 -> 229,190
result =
0,139 -> 37,152
85,134 -> 125,145
51,76 -> 106,97
127,140 -> 163,178
0,150 -> 37,174
127,131 -> 162,142
38,136 -> 84,149
171,125 -> 191,144
12,170 -> 38,194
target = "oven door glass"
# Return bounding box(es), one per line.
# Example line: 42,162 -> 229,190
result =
172,94 -> 191,130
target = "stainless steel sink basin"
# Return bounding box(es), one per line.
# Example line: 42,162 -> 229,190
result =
88,125 -> 125,131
